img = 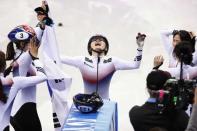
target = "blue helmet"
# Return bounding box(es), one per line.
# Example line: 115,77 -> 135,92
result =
73,92 -> 103,113
8,25 -> 35,43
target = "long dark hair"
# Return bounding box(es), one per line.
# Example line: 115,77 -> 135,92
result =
173,41 -> 193,65
4,41 -> 27,77
173,30 -> 195,52
0,51 -> 7,103
6,41 -> 15,60
6,41 -> 26,61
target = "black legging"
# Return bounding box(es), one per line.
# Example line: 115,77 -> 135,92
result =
3,126 -> 9,131
10,102 -> 42,131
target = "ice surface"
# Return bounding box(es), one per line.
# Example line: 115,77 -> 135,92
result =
0,0 -> 196,130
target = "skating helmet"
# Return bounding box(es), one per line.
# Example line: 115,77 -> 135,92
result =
8,25 -> 35,43
73,92 -> 104,113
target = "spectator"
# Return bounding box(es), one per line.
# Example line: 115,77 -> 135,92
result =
129,70 -> 189,131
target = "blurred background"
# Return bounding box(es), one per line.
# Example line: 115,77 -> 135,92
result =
0,0 -> 197,130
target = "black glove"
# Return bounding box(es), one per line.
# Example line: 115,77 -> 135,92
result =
45,4 -> 49,14
36,21 -> 45,30
153,62 -> 163,70
136,33 -> 146,47
36,17 -> 53,29
43,17 -> 53,27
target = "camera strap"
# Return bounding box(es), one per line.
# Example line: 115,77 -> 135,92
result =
153,62 -> 163,70
4,50 -> 24,77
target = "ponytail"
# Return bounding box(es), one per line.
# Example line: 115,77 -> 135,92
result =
4,43 -> 24,77
6,42 -> 15,60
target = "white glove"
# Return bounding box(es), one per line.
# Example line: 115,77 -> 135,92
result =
136,33 -> 146,47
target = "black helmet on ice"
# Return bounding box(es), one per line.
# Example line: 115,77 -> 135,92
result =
73,92 -> 103,113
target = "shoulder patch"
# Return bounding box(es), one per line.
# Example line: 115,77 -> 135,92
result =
104,58 -> 112,63
85,57 -> 93,63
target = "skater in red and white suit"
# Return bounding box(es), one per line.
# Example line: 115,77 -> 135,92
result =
0,38 -> 47,131
61,33 -> 146,99
5,25 -> 44,131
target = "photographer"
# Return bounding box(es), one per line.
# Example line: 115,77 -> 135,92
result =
129,70 -> 189,131
185,88 -> 197,131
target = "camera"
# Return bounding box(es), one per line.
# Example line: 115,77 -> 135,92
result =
155,42 -> 197,113
156,78 -> 197,113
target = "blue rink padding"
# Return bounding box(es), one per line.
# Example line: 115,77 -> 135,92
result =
62,100 -> 118,131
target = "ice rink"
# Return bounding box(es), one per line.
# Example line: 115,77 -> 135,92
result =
0,0 -> 197,130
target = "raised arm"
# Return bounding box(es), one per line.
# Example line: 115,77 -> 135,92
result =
34,0 -> 53,31
153,55 -> 197,79
13,37 -> 47,88
41,0 -> 49,14
13,59 -> 47,89
113,33 -> 145,70
16,36 -> 40,76
160,30 -> 173,55
34,26 -> 44,42
113,48 -> 143,70
60,56 -> 83,68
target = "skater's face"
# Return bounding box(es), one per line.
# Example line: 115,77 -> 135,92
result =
173,34 -> 181,47
19,42 -> 30,52
90,38 -> 107,52
37,13 -> 46,21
